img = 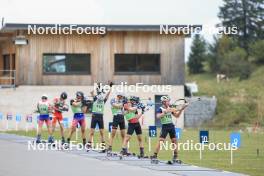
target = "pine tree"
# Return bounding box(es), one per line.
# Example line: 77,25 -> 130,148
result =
218,0 -> 264,53
188,35 -> 206,74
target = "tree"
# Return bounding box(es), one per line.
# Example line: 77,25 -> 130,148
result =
188,34 -> 207,74
221,47 -> 252,80
218,0 -> 264,53
207,35 -> 236,73
249,40 -> 264,63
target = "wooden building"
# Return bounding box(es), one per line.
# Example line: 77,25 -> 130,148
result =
0,23 -> 201,86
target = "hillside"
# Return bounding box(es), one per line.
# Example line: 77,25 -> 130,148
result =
186,66 -> 264,129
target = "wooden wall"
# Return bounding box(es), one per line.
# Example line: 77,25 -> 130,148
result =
0,38 -> 15,84
16,32 -> 185,85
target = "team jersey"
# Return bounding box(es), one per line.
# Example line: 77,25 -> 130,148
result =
92,96 -> 107,114
71,99 -> 83,114
110,98 -> 123,115
53,97 -> 65,112
124,103 -> 138,123
157,107 -> 173,125
37,101 -> 50,115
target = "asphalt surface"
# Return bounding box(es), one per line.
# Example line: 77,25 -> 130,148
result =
0,133 -> 247,176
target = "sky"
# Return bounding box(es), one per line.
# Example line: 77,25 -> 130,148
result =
0,0 -> 224,61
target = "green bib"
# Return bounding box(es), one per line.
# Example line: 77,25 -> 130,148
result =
111,100 -> 123,115
38,103 -> 49,114
124,111 -> 136,121
92,101 -> 104,114
71,101 -> 82,114
160,107 -> 173,124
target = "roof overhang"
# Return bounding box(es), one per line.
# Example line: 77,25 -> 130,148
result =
0,23 -> 202,36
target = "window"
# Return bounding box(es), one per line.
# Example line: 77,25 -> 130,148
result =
43,54 -> 91,74
114,54 -> 160,74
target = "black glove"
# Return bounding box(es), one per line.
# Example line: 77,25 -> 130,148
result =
109,81 -> 114,87
70,99 -> 74,106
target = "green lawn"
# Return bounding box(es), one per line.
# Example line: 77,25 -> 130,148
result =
6,129 -> 264,176
186,66 -> 264,129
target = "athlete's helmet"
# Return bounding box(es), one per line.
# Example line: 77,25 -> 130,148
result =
76,91 -> 84,98
60,92 -> 67,100
116,92 -> 124,97
160,96 -> 170,102
41,94 -> 48,99
129,96 -> 139,103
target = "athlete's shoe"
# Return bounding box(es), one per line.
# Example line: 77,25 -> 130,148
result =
48,136 -> 54,143
36,135 -> 41,144
120,150 -> 129,156
107,146 -> 112,153
61,137 -> 65,144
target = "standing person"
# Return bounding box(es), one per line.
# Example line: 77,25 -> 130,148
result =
107,93 -> 125,152
151,96 -> 187,162
121,96 -> 145,157
51,92 -> 68,144
67,91 -> 87,146
87,87 -> 111,152
36,95 -> 53,143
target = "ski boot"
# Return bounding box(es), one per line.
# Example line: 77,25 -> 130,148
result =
48,136 -> 54,143
106,146 -> 112,157
36,135 -> 41,144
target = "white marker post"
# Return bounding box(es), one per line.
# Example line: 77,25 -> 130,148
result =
6,120 -> 9,131
230,147 -> 233,165
26,123 -> 28,133
199,131 -> 209,160
200,145 -> 202,160
148,137 -> 151,153
148,126 -> 157,153
15,121 -> 18,131
230,133 -> 241,165
76,128 -> 78,141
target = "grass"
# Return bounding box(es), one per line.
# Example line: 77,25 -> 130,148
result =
186,65 -> 264,129
5,128 -> 264,176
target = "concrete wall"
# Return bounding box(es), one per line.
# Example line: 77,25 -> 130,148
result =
0,85 -> 184,131
184,96 -> 217,127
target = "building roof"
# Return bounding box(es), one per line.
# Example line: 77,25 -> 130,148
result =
0,23 -> 202,34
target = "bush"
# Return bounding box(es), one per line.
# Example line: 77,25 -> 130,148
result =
249,40 -> 264,64
220,47 -> 252,80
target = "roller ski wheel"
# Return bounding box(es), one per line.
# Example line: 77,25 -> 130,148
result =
137,154 -> 149,159
172,159 -> 182,164
151,158 -> 159,164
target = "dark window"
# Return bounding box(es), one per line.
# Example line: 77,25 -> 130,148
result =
2,54 -> 15,75
43,54 -> 91,74
3,55 -> 10,71
114,54 -> 160,74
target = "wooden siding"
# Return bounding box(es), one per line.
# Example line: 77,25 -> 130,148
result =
15,31 -> 185,85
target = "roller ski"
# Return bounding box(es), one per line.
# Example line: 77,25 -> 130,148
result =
150,155 -> 159,164
119,149 -> 136,160
137,151 -> 149,159
150,155 -> 182,165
